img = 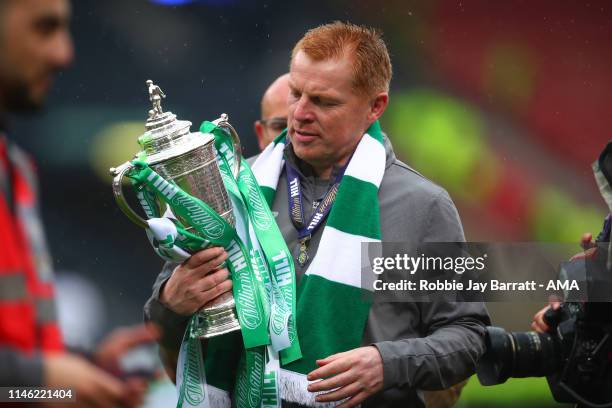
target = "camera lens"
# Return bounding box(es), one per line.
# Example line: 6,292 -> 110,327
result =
477,326 -> 561,385
512,331 -> 559,377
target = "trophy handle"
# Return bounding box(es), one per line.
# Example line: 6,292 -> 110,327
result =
110,161 -> 149,229
214,113 -> 242,178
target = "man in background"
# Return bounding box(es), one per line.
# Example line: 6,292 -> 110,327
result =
0,1 -> 154,406
253,73 -> 290,150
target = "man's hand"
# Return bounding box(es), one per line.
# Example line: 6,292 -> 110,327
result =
43,353 -> 137,408
569,232 -> 598,261
160,247 -> 232,315
307,346 -> 384,407
532,232 -> 597,333
93,323 -> 160,373
531,299 -> 561,333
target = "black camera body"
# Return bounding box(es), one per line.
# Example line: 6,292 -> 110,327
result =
546,300 -> 612,405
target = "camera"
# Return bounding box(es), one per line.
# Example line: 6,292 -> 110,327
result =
476,143 -> 612,407
477,289 -> 612,406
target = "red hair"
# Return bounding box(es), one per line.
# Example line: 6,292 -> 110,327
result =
292,21 -> 392,96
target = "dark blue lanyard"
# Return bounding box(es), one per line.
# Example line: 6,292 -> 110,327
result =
285,158 -> 348,266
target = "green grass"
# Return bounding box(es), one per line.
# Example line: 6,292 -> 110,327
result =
456,376 -> 572,407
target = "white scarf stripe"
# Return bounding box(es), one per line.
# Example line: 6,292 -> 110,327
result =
343,133 -> 386,187
304,226 -> 379,290
251,142 -> 286,189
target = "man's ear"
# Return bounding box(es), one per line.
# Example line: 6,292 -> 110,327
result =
254,120 -> 266,151
367,92 -> 389,123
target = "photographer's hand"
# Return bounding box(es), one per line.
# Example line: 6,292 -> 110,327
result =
569,232 -> 597,261
532,232 -> 599,333
580,233 -> 596,250
531,300 -> 561,333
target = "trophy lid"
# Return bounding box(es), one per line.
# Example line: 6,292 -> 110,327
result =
137,80 -> 213,165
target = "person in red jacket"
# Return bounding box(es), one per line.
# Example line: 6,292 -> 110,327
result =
0,1 -> 156,406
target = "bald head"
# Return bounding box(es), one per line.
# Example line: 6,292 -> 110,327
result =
261,73 -> 290,118
254,73 -> 290,150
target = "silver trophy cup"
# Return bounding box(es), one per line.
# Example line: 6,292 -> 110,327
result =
110,80 -> 242,338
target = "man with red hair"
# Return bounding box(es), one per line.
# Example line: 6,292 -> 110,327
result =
146,21 -> 489,407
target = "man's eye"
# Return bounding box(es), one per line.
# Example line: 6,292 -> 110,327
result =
267,119 -> 287,131
316,98 -> 336,107
35,18 -> 61,36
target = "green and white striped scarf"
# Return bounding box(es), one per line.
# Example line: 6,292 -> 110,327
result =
247,120 -> 386,405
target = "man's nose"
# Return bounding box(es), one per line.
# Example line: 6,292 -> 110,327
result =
49,31 -> 74,69
293,96 -> 313,122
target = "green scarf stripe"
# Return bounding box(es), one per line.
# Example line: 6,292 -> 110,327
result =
283,274 -> 371,375
326,175 -> 381,240
273,130 -> 288,146
260,186 -> 276,208
366,120 -> 384,144
204,333 -> 243,391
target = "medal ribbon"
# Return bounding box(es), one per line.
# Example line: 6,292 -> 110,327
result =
284,155 -> 348,266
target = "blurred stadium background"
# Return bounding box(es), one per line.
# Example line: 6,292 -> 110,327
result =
8,0 -> 611,406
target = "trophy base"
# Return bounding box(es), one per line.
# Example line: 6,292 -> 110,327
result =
191,292 -> 241,339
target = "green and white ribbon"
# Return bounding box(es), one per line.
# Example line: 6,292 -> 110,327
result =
208,121 -> 299,361
128,121 -> 301,408
129,159 -> 270,349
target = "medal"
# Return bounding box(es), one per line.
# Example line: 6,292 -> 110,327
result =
297,236 -> 310,267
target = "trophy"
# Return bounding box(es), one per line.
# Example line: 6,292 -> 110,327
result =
110,80 -> 242,338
